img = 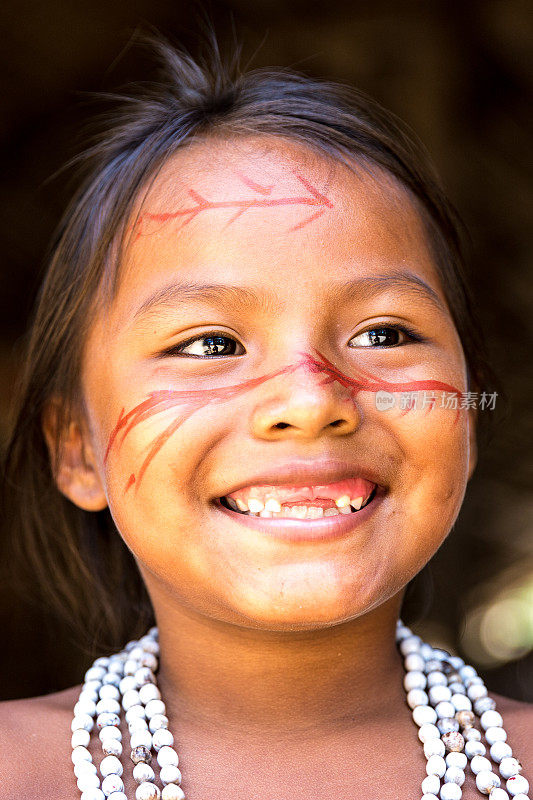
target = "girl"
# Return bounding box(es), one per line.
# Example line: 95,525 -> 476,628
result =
1,34 -> 531,800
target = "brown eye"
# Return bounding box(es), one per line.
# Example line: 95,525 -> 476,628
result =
166,334 -> 244,358
349,325 -> 422,348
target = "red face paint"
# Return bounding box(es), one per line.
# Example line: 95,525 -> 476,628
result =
132,172 -> 333,241
105,348 -> 463,495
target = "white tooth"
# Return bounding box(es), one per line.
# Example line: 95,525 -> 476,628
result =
335,495 -> 351,508
351,496 -> 364,511
235,498 -> 248,512
324,508 -> 341,516
227,497 -> 239,510
339,505 -> 352,514
264,497 -> 282,512
306,507 -> 324,519
290,506 -> 307,518
247,498 -> 264,513
259,510 -> 273,518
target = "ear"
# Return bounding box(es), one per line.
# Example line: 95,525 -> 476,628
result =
42,400 -> 108,511
467,405 -> 478,481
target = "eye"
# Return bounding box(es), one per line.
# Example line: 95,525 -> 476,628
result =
348,324 -> 424,348
163,332 -> 245,358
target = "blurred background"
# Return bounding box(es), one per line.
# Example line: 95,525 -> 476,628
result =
0,0 -> 531,701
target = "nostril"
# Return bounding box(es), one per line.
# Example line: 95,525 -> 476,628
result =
274,422 -> 290,429
330,419 -> 344,428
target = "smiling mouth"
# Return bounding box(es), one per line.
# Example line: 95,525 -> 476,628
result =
217,485 -> 378,519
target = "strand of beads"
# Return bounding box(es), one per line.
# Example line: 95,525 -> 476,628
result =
397,621 -> 529,800
71,627 -> 185,800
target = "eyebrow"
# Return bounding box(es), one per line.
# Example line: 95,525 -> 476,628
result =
131,270 -> 448,322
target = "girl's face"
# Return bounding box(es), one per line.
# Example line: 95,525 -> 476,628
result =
74,136 -> 476,630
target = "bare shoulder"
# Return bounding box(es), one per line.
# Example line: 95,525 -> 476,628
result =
0,685 -> 81,799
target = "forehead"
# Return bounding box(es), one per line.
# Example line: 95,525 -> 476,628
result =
116,135 -> 445,317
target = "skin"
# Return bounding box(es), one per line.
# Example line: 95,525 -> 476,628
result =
1,136 -> 531,799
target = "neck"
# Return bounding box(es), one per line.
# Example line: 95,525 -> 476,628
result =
152,592 -> 406,745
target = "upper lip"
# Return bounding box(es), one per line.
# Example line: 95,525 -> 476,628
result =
216,458 -> 387,498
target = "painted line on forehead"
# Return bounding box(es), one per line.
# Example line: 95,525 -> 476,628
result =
131,171 -> 333,241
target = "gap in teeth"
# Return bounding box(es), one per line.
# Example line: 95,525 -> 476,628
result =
222,495 -> 370,518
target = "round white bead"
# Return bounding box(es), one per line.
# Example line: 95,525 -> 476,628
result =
139,652 -> 158,671
427,755 -> 447,777
475,770 -> 500,793
440,783 -> 462,800
421,795 -> 439,800
487,790 -> 509,800
465,741 -> 486,759
72,714 -> 94,732
149,714 -> 169,732
161,786 -> 185,800
145,699 -> 166,719
135,667 -> 156,687
435,701 -> 456,719
75,761 -> 98,778
444,766 -> 465,786
399,635 -> 421,655
135,782 -> 161,800
124,659 -> 139,675
446,753 -> 467,770
510,795 -> 529,800
499,758 -> 521,780
419,723 -> 441,742
102,739 -> 122,757
72,729 -> 91,748
129,718 -> 149,733
451,694 -> 472,712
429,685 -> 452,705
130,729 -> 153,749
467,684 -> 488,701
139,683 -> 162,704
139,635 -> 160,654
160,765 -> 182,785
119,676 -> 138,694
486,727 -> 507,745
464,728 -> 482,742
422,775 -> 441,794
491,742 -> 513,763
101,774 -> 124,796
126,705 -> 146,723
97,712 -> 120,730
102,673 -> 121,687
133,762 -> 156,784
407,689 -> 429,709
107,793 -> 128,800
404,653 -> 425,671
75,699 -> 97,717
79,688 -> 98,703
481,710 -> 503,730
72,746 -> 93,764
84,679 -> 103,693
99,726 -> 122,742
81,790 -> 105,800
100,755 -> 123,777
152,728 -> 175,751
413,705 -> 438,727
77,772 -> 100,792
471,756 -> 493,775
506,775 -> 529,796
459,665 -> 477,680
99,684 -> 120,701
424,739 -> 446,759
427,672 -> 448,688
157,746 -> 180,768
122,689 -> 141,710
85,666 -> 106,682
96,699 -> 121,716
404,671 -> 427,691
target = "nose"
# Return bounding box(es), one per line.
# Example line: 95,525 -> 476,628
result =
249,355 -> 361,441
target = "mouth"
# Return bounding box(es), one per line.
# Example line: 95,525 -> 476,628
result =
212,483 -> 383,543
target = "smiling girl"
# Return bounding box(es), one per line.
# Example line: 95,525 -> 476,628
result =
1,35 -> 531,800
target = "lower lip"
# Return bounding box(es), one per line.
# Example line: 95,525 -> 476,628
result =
213,489 -> 384,543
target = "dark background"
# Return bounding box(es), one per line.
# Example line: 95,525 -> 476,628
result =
0,0 -> 532,701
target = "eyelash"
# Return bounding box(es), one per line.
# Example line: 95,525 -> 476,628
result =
161,324 -> 425,359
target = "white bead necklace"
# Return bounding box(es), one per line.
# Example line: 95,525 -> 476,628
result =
70,620 -> 530,800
